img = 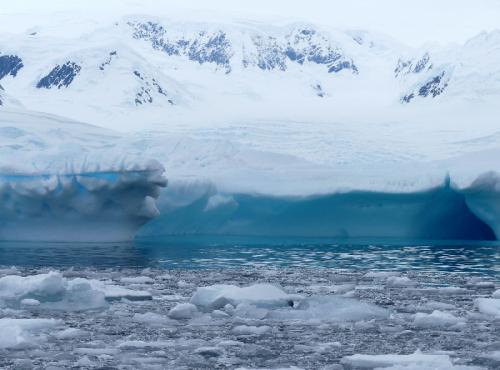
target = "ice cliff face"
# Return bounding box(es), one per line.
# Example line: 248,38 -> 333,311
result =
0,165 -> 166,242
0,110 -> 167,241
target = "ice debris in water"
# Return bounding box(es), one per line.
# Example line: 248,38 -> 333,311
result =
0,267 -> 498,369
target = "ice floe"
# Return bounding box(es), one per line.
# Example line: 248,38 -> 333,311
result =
341,351 -> 481,369
413,310 -> 464,329
0,318 -> 62,349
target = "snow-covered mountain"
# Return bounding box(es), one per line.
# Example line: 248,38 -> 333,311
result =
1,17 -> 500,130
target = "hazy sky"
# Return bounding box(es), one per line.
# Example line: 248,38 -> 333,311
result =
1,0 -> 500,46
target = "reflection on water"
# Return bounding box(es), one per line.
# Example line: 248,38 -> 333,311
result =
0,240 -> 498,276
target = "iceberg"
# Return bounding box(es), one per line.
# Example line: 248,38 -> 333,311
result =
136,176 -> 499,243
0,110 -> 167,241
0,164 -> 166,241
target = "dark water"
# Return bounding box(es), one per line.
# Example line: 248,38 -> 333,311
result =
0,240 -> 498,277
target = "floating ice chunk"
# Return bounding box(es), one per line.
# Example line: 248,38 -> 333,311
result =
117,340 -> 171,349
467,278 -> 496,288
481,351 -> 500,362
413,310 -> 464,329
436,286 -> 469,295
475,298 -> 500,318
75,356 -> 95,367
211,309 -> 230,319
493,289 -> 500,298
54,328 -> 88,339
87,279 -> 152,301
0,271 -> 66,299
387,276 -> 415,287
190,283 -> 298,310
234,302 -> 269,319
74,347 -> 119,356
168,303 -> 198,319
235,367 -> 304,370
0,271 -> 153,309
269,296 -> 389,322
341,351 -> 469,369
133,312 -> 173,325
232,325 -> 271,336
0,272 -> 106,310
20,298 -> 40,306
364,271 -> 401,278
194,346 -> 223,357
120,276 -> 154,284
217,339 -> 244,347
0,318 -> 62,349
418,301 -> 456,311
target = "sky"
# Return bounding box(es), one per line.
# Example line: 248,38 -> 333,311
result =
1,0 -> 499,46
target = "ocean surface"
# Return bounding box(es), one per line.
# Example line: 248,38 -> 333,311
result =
0,240 -> 498,277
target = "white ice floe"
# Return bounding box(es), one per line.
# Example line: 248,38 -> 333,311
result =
119,276 -> 154,284
53,328 -> 88,339
0,318 -> 62,349
117,340 -> 172,349
0,271 -> 151,310
189,283 -> 388,323
364,271 -> 401,279
168,303 -> 198,319
341,351 -> 480,369
386,276 -> 416,287
413,310 -> 464,329
190,283 -> 298,310
92,281 -> 152,301
269,296 -> 389,322
492,289 -> 500,298
232,325 -> 271,336
481,351 -> 500,362
133,312 -> 173,325
20,298 -> 41,306
474,298 -> 500,318
0,271 -> 106,310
